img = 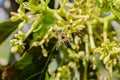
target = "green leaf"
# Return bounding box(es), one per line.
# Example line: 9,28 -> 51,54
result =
35,23 -> 51,37
2,37 -> 58,80
34,10 -> 55,38
42,11 -> 55,24
15,52 -> 33,70
0,20 -> 21,44
45,72 -> 50,80
95,0 -> 101,8
0,36 -> 13,66
111,7 -> 120,20
23,2 -> 42,12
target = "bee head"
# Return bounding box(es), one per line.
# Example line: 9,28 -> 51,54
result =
61,36 -> 65,39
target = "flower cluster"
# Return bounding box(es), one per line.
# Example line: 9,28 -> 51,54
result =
93,40 -> 120,69
55,62 -> 76,80
10,31 -> 26,53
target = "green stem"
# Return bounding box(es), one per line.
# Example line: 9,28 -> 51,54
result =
25,15 -> 43,41
94,31 -> 103,42
44,0 -> 50,9
105,14 -> 115,22
58,0 -> 67,16
59,0 -> 67,11
83,35 -> 89,80
54,13 -> 64,20
87,12 -> 102,23
109,66 -> 113,80
25,72 -> 41,80
85,35 -> 89,61
25,40 -> 58,80
102,13 -> 116,42
40,0 -> 45,5
90,13 -> 116,25
39,42 -> 58,80
58,0 -> 62,7
87,22 -> 96,50
103,20 -> 108,42
83,61 -> 88,80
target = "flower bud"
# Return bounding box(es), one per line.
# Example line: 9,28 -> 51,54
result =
66,12 -> 73,21
93,57 -> 96,69
56,72 -> 61,80
11,16 -> 19,22
18,20 -> 26,30
10,39 -> 18,46
10,12 -> 18,16
57,20 -> 65,27
15,31 -> 26,40
112,59 -> 118,66
103,55 -> 110,64
73,19 -> 82,26
41,45 -> 48,57
15,0 -> 23,4
105,60 -> 112,69
11,46 -> 18,53
68,8 -> 77,14
99,53 -> 106,60
18,4 -> 25,15
18,45 -> 25,53
58,67 -> 62,72
78,51 -> 85,58
68,62 -> 76,68
65,3 -> 74,8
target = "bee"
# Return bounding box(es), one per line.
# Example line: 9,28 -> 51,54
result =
60,30 -> 71,48
61,33 -> 71,48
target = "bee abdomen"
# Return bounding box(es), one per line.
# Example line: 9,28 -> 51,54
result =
64,40 -> 71,48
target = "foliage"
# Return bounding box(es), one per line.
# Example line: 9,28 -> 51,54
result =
1,0 -> 120,80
